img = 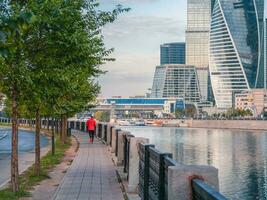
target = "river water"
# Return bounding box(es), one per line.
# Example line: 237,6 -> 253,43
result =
0,128 -> 48,156
122,126 -> 267,200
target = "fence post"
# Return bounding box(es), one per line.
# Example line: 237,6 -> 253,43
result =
115,129 -> 121,157
158,153 -> 172,200
111,128 -> 119,153
139,144 -> 155,200
128,137 -> 149,193
168,165 -> 219,200
106,124 -> 113,146
101,123 -> 105,141
116,131 -> 128,166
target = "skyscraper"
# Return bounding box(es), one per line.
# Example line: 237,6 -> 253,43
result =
160,42 -> 186,65
209,0 -> 264,109
263,18 -> 267,89
151,64 -> 201,102
186,0 -> 212,101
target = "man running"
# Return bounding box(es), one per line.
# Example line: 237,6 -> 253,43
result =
86,116 -> 97,143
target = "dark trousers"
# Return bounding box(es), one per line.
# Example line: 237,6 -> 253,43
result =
88,130 -> 95,140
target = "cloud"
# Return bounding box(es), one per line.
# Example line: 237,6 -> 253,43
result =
103,15 -> 185,42
98,0 -> 186,97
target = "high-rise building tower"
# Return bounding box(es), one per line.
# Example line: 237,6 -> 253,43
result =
160,42 -> 186,65
209,0 -> 264,110
263,18 -> 267,89
186,0 -> 212,102
151,64 -> 201,102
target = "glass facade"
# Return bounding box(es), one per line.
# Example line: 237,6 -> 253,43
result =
160,43 -> 186,65
186,0 -> 212,102
209,0 -> 264,109
151,64 -> 201,103
265,18 -> 267,88
151,66 -> 166,98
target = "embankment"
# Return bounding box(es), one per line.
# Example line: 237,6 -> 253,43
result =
186,119 -> 267,130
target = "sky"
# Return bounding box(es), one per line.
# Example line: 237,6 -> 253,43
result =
98,0 -> 187,98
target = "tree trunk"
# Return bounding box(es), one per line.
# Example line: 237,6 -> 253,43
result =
47,117 -> 49,131
11,88 -> 19,192
62,114 -> 67,144
51,117 -> 55,155
60,115 -> 63,142
35,108 -> 41,175
55,118 -> 59,134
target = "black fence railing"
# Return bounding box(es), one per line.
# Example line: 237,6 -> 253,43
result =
192,179 -> 228,200
98,123 -> 102,138
139,143 -> 173,200
81,122 -> 85,132
104,124 -> 107,142
109,126 -> 114,146
124,133 -> 134,174
115,129 -> 121,157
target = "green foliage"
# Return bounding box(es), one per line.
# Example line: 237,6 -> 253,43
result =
226,108 -> 253,118
94,111 -> 110,122
175,104 -> 197,118
0,0 -> 129,193
0,0 -> 129,118
175,108 -> 185,118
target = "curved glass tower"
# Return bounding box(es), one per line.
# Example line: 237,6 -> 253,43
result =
209,0 -> 264,109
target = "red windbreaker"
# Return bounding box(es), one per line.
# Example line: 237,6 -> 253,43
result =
86,118 -> 96,131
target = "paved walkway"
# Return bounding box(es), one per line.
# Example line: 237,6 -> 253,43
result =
53,131 -> 124,200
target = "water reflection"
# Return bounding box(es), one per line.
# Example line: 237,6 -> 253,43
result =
0,129 -> 48,155
122,127 -> 267,200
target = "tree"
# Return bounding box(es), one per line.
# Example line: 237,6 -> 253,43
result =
0,0 -> 129,191
0,1 -> 34,192
175,108 -> 185,118
94,111 -> 111,122
185,104 -> 197,118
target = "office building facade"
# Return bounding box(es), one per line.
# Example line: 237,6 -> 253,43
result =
209,0 -> 264,110
262,18 -> 267,89
186,0 -> 212,102
151,64 -> 201,103
160,43 -> 186,65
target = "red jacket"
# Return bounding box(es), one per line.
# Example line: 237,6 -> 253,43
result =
86,118 -> 96,131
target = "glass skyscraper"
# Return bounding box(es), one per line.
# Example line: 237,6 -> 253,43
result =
209,0 -> 264,109
186,0 -> 212,102
160,43 -> 186,65
151,64 -> 201,103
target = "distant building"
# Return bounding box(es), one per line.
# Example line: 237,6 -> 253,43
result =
186,0 -> 212,102
209,0 -> 264,110
160,43 -> 185,65
262,18 -> 267,89
151,64 -> 201,103
235,89 -> 267,117
94,98 -> 185,117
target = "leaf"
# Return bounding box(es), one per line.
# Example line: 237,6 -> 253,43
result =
0,31 -> 6,43
19,12 -> 35,24
0,48 -> 8,57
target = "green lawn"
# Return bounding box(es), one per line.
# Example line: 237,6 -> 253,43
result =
0,135 -> 71,200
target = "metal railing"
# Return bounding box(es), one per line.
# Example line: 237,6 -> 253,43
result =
139,143 -> 174,200
104,124 -> 107,143
115,128 -> 121,157
192,179 -> 228,200
98,123 -> 102,138
124,133 -> 134,175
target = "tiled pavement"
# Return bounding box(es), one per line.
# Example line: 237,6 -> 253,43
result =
53,131 -> 124,200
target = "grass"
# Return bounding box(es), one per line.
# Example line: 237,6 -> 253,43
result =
0,122 -> 12,127
0,134 -> 71,200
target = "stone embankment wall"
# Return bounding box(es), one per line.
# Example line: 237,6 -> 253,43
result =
186,119 -> 267,130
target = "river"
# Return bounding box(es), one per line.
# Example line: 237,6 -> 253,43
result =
0,128 -> 48,186
122,126 -> 267,200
